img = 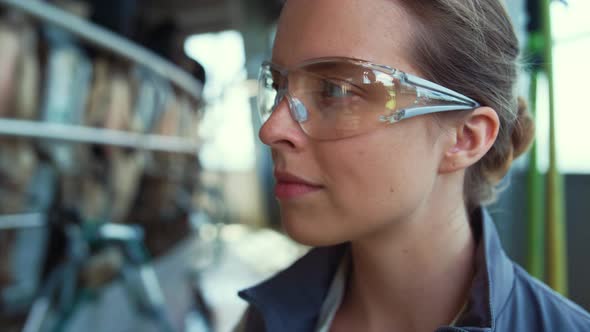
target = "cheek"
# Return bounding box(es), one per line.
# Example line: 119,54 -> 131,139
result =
318,132 -> 439,227
279,122 -> 444,246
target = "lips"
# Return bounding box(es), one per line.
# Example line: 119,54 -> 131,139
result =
273,171 -> 323,199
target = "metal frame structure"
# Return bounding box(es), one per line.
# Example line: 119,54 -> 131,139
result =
0,0 -> 203,154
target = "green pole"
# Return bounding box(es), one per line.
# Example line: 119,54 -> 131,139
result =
526,62 -> 545,281
540,0 -> 568,295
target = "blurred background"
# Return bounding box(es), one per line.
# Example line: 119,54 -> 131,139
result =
0,0 -> 587,331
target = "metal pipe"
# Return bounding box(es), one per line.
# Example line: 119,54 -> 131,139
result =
0,118 -> 200,154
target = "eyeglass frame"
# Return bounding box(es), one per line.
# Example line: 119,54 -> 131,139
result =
258,56 -> 481,138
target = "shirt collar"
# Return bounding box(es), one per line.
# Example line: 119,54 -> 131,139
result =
238,207 -> 515,332
238,244 -> 347,331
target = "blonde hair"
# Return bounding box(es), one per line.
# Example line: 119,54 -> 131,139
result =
399,0 -> 535,210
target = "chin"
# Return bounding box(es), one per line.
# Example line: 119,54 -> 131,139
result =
280,212 -> 348,247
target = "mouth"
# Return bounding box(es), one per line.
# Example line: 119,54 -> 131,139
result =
273,171 -> 323,199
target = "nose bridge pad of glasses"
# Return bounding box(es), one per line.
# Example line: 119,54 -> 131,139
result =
272,87 -> 309,123
287,95 -> 308,123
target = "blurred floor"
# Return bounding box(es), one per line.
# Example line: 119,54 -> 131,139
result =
200,224 -> 307,332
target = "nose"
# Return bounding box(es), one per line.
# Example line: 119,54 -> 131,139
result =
258,95 -> 307,150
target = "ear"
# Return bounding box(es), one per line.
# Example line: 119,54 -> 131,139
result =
439,107 -> 500,174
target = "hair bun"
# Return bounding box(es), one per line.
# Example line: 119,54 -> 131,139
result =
511,96 -> 535,159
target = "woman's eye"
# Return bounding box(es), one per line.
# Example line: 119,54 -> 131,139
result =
315,80 -> 364,111
321,80 -> 355,99
305,78 -> 365,116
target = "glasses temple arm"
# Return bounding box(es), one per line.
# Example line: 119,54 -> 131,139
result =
403,73 -> 480,107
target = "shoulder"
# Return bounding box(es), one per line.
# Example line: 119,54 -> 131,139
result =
495,263 -> 590,331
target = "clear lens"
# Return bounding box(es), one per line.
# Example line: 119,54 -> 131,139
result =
258,58 -> 479,140
258,60 -> 415,140
292,62 -> 397,139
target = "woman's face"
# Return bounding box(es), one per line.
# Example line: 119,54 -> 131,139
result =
260,0 -> 454,246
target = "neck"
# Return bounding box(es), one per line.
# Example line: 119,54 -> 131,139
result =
339,193 -> 476,332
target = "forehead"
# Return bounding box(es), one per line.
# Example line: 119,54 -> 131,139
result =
273,0 -> 419,74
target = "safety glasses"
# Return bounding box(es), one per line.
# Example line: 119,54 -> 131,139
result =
258,56 -> 480,140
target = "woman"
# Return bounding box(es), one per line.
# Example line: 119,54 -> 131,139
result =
236,0 -> 590,331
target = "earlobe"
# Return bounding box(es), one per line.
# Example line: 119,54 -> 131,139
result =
439,107 -> 500,174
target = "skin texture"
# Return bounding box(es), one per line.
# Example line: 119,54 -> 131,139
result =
259,0 -> 500,331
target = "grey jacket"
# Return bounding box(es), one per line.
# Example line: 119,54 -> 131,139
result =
236,208 -> 590,331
